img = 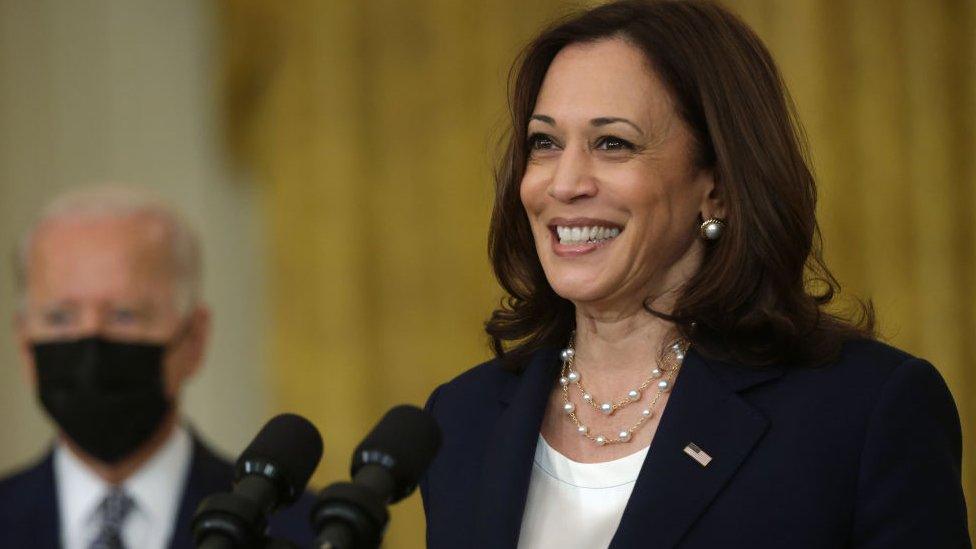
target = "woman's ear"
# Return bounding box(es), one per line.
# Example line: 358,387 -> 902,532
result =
698,168 -> 725,220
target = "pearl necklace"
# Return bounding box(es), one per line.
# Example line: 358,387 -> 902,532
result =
559,336 -> 688,446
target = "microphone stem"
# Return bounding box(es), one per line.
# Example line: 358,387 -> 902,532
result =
314,523 -> 356,549
236,474 -> 280,516
197,534 -> 237,549
352,464 -> 394,503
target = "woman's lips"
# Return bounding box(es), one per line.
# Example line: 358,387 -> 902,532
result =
547,221 -> 623,257
551,236 -> 616,256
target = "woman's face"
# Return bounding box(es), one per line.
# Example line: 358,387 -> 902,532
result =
520,37 -> 719,314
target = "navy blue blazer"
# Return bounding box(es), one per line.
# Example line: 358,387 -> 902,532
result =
421,339 -> 970,548
0,435 -> 317,548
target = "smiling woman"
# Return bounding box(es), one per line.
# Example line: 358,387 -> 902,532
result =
487,4 -> 873,373
519,38 -> 714,323
419,1 -> 970,548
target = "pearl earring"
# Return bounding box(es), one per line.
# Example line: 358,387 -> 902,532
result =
700,217 -> 725,241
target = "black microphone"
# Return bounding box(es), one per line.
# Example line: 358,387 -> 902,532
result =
311,405 -> 441,549
193,413 -> 324,549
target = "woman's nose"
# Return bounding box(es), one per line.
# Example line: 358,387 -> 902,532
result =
546,146 -> 598,202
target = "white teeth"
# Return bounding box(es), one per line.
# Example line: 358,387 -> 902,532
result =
555,224 -> 621,245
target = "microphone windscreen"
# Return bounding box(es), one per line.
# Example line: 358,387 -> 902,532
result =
236,413 -> 324,503
352,405 -> 441,502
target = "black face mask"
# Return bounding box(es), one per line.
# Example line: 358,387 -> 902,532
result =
32,336 -> 172,464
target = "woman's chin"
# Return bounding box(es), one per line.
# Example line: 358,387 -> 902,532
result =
548,278 -> 621,307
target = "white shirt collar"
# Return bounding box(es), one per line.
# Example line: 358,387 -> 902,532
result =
54,425 -> 193,549
54,441 -> 106,546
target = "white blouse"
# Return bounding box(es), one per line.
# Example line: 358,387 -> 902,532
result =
517,435 -> 648,549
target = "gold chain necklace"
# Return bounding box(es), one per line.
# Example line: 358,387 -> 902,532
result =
559,335 -> 688,446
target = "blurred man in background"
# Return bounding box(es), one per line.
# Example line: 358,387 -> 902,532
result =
0,187 -> 312,548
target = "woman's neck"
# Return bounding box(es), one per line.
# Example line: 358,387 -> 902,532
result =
572,307 -> 677,378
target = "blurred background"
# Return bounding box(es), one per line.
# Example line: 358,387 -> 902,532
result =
0,0 -> 972,546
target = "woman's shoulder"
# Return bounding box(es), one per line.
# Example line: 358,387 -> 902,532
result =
424,347 -> 555,418
775,337 -> 948,400
424,354 -> 515,415
834,337 -> 916,367
776,338 -> 957,428
823,337 -> 940,387
433,354 -> 515,394
421,353 -> 535,450
711,339 -> 956,434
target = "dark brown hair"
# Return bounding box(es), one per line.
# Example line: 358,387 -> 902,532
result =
486,0 -> 874,371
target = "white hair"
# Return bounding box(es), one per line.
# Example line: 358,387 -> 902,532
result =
13,185 -> 203,313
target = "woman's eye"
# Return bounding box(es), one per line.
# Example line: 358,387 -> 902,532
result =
528,133 -> 556,151
595,135 -> 634,151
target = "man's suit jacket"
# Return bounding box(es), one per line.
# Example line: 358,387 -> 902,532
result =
0,435 -> 316,548
421,339 -> 970,548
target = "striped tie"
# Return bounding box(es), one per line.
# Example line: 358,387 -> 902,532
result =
88,488 -> 134,549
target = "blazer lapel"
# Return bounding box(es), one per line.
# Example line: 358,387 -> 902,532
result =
474,348 -> 561,549
610,349 -> 781,549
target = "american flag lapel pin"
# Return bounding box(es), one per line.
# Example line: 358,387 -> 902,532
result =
684,442 -> 712,467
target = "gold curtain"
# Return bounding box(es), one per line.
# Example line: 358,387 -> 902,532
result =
219,1 -> 975,546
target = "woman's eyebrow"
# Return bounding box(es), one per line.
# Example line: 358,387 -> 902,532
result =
529,114 -> 556,126
529,114 -> 645,137
591,116 -> 644,136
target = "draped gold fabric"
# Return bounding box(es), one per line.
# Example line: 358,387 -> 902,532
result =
219,1 -> 975,546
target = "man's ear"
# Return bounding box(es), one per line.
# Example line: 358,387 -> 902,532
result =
179,305 -> 211,381
14,310 -> 36,387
